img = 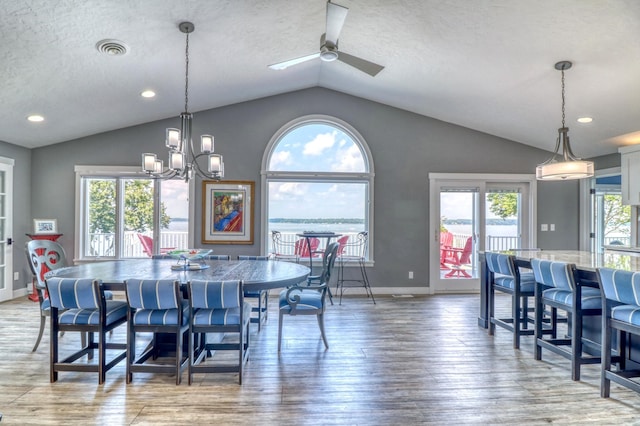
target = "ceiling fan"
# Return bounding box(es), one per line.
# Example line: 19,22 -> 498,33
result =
268,1 -> 385,77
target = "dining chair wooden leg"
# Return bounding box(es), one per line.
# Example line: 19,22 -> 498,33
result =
33,315 -> 46,352
278,311 -> 284,352
317,313 -> 329,349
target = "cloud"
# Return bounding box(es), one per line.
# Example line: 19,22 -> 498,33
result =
331,144 -> 365,172
269,151 -> 293,170
303,131 -> 336,156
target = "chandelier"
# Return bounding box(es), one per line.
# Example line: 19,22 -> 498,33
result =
142,21 -> 224,181
536,61 -> 593,180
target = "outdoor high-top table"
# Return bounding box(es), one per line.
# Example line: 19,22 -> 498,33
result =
47,258 -> 310,292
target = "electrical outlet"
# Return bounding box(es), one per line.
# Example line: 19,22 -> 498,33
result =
541,224 -> 548,231
408,271 -> 414,279
13,272 -> 19,281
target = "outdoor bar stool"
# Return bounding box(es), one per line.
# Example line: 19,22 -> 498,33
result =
486,252 -> 536,349
125,279 -> 189,385
597,267 -> 640,397
336,232 -> 375,305
238,255 -> 270,330
45,277 -> 127,384
531,259 -> 602,381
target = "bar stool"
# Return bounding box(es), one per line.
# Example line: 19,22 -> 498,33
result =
597,267 -> 639,397
336,232 -> 375,305
486,252 -> 536,349
531,259 -> 602,381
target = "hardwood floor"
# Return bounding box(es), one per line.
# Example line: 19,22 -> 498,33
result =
1,292 -> 639,424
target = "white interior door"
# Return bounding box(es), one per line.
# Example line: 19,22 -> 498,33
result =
0,158 -> 14,302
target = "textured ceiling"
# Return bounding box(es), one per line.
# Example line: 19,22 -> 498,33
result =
2,0 -> 640,158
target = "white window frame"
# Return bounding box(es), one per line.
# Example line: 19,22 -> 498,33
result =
260,115 -> 375,263
74,165 -> 195,262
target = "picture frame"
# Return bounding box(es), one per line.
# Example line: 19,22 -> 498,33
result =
202,180 -> 254,244
33,218 -> 58,234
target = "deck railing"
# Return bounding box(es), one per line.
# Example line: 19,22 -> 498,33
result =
450,233 -> 521,251
89,230 -> 365,258
268,231 -> 364,258
88,231 -> 189,257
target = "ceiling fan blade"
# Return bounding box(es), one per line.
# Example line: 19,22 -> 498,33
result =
337,52 -> 385,77
268,52 -> 321,70
325,1 -> 349,45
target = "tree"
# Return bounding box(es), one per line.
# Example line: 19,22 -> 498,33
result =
88,179 -> 170,234
487,193 -> 517,220
603,194 -> 630,237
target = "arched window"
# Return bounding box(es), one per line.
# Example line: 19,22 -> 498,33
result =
262,115 -> 374,261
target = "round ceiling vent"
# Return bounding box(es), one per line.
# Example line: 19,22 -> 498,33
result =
96,39 -> 129,56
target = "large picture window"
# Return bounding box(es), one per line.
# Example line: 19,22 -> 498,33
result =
262,115 -> 374,261
75,166 -> 189,260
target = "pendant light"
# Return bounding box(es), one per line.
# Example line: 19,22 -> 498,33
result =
536,61 -> 594,180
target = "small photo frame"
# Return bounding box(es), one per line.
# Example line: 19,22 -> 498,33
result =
202,180 -> 254,244
33,218 -> 58,234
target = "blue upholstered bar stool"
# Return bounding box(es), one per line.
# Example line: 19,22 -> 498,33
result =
531,259 -> 602,381
597,268 -> 640,397
187,280 -> 251,385
45,277 -> 127,384
486,252 -> 536,349
124,279 -> 189,385
238,255 -> 270,330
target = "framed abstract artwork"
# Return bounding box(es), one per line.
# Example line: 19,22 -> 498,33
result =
202,180 -> 254,244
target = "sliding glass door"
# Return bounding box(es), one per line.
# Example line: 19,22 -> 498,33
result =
429,174 -> 535,293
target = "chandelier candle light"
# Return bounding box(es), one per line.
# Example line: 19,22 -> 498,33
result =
536,61 -> 594,181
142,22 -> 224,181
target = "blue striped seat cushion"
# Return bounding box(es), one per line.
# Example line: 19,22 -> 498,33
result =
193,302 -> 251,326
542,287 -> 601,309
132,300 -> 190,326
494,272 -> 535,293
58,300 -> 128,326
279,289 -> 323,312
611,305 -> 640,326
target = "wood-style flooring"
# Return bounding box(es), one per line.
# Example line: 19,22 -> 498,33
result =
0,292 -> 639,425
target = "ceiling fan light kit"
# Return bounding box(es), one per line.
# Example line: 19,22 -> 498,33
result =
268,1 -> 384,76
536,61 -> 594,181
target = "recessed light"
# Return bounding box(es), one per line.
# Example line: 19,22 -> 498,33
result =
27,115 -> 44,122
577,117 -> 593,123
141,90 -> 156,98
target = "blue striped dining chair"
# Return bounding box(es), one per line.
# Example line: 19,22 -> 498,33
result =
596,268 -> 640,397
238,255 -> 270,330
124,279 -> 189,385
531,259 -> 601,381
45,277 -> 127,384
187,280 -> 251,385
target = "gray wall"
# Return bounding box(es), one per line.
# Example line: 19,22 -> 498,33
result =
29,87 -> 581,289
0,141 -> 31,291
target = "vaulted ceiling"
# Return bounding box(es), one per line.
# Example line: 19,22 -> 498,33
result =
3,0 -> 640,159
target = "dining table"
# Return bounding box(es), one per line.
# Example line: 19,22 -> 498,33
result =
46,258 -> 310,356
46,258 -> 310,292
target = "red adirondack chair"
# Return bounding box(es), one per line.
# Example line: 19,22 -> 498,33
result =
444,236 -> 473,278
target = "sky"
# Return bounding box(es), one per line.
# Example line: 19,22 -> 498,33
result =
268,123 -> 367,219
